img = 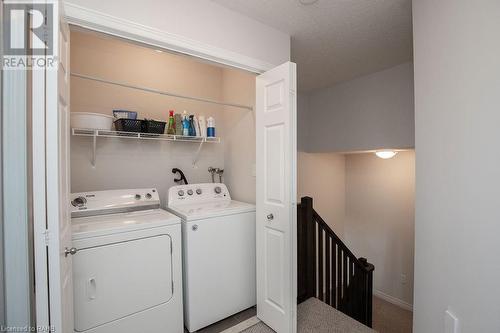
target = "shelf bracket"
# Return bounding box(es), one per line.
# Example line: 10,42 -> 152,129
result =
91,132 -> 97,168
192,140 -> 205,167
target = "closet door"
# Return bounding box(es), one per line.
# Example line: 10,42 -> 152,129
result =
256,62 -> 297,333
40,1 -> 74,332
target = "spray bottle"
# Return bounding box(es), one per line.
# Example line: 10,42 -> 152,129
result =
167,110 -> 176,135
182,111 -> 190,136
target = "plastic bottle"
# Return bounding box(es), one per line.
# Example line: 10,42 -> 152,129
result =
207,117 -> 215,137
188,115 -> 196,136
198,115 -> 206,137
182,111 -> 190,136
174,114 -> 183,135
167,110 -> 176,135
193,116 -> 201,137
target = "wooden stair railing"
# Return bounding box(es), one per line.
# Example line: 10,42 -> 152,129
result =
297,196 -> 375,328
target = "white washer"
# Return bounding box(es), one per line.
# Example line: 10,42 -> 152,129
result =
167,183 -> 256,332
70,188 -> 183,333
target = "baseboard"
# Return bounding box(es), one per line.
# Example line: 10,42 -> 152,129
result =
373,290 -> 413,312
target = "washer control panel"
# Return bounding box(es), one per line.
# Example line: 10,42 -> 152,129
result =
70,188 -> 160,217
168,183 -> 230,206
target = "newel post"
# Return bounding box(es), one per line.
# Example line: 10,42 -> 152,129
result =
358,257 -> 374,328
300,197 -> 315,299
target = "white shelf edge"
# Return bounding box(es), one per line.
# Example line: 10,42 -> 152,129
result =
71,128 -> 220,167
72,128 -> 220,143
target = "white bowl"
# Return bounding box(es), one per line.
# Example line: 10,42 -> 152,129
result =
71,112 -> 113,130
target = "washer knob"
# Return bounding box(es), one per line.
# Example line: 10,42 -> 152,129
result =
214,186 -> 222,194
71,196 -> 87,207
196,188 -> 202,195
178,190 -> 185,197
135,194 -> 141,200
146,193 -> 152,199
187,189 -> 194,196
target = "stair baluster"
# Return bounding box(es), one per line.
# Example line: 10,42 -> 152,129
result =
297,196 -> 375,328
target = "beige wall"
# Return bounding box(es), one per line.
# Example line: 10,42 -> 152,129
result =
71,29 -> 225,119
344,151 -> 415,308
297,152 -> 345,236
297,150 -> 415,309
70,29 -> 254,205
221,68 -> 256,204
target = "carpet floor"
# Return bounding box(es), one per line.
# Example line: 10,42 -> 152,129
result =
240,296 -> 413,333
241,298 -> 375,333
372,296 -> 413,333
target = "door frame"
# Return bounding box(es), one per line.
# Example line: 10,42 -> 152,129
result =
2,1 -> 35,326
63,2 -> 274,74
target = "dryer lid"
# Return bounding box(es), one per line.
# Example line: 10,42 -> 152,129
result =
72,209 -> 180,240
167,200 -> 255,221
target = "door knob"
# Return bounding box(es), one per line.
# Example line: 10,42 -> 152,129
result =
64,247 -> 78,257
267,214 -> 274,221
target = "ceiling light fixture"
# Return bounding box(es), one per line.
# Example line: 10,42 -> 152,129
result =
299,0 -> 319,5
375,150 -> 398,159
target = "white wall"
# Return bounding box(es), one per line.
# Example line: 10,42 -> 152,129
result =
297,93 -> 309,152
2,59 -> 32,326
306,63 -> 414,153
0,4 -> 4,320
297,152 -> 345,236
64,0 -> 290,68
344,151 -> 415,309
413,1 -> 500,332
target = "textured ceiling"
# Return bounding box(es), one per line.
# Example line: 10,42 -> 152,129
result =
211,0 -> 413,92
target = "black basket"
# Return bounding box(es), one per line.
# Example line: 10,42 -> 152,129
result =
114,119 -> 143,133
142,119 -> 166,134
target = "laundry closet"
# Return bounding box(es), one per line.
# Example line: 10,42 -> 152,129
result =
34,7 -> 297,331
67,26 -> 263,333
70,28 -> 257,206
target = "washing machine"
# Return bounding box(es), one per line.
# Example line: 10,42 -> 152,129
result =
70,188 -> 183,333
166,183 -> 256,332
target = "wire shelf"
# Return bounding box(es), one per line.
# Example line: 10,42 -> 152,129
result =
71,128 -> 220,167
72,128 -> 221,143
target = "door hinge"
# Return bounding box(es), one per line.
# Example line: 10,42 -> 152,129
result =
43,229 -> 50,246
172,281 -> 174,293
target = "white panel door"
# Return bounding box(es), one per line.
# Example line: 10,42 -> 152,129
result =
256,62 -> 297,333
45,2 -> 73,332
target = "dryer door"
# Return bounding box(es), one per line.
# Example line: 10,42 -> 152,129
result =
73,235 -> 173,331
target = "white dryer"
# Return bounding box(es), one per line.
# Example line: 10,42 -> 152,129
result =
70,188 -> 183,333
167,183 -> 256,332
